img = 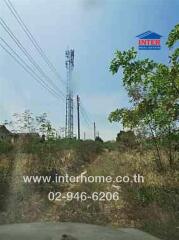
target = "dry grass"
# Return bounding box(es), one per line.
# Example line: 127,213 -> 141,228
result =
0,143 -> 178,239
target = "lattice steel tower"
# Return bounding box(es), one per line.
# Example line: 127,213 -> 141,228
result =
65,49 -> 74,138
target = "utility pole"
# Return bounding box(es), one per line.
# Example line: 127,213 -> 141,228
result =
77,95 -> 80,140
84,132 -> 86,140
65,48 -> 74,138
94,122 -> 96,140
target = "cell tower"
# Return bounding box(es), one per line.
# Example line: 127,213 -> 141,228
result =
65,49 -> 74,138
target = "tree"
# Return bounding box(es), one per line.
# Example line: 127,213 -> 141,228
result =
109,25 -> 179,170
5,110 -> 36,133
5,110 -> 58,140
116,130 -> 136,148
36,113 -> 48,135
95,136 -> 103,143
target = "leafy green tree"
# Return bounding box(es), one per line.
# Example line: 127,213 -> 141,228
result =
116,130 -> 136,148
36,113 -> 58,140
109,25 -> 179,170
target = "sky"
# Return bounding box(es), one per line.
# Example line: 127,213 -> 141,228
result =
0,0 -> 179,140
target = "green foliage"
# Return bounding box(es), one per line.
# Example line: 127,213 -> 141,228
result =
109,52 -> 178,129
95,136 -> 103,143
109,108 -> 140,129
36,113 -> 57,139
109,25 -> 179,168
76,140 -> 103,163
166,24 -> 179,48
103,141 -> 119,151
129,185 -> 179,208
110,47 -> 137,74
0,141 -> 13,153
116,130 -> 136,148
19,138 -> 104,165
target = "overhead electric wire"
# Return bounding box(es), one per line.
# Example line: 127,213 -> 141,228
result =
1,0 -> 96,135
80,108 -> 91,126
79,103 -> 92,130
0,37 -> 65,102
0,38 -> 65,101
73,97 -> 91,129
80,101 -> 93,125
0,17 -> 65,98
0,17 -> 65,99
3,0 -> 65,86
80,108 -> 91,130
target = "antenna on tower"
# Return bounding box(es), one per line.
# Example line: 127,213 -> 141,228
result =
65,48 -> 74,138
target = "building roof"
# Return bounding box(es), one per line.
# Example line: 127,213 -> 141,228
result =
15,132 -> 40,138
0,125 -> 12,135
136,31 -> 162,39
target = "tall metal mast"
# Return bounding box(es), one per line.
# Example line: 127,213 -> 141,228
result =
65,49 -> 74,138
77,95 -> 80,140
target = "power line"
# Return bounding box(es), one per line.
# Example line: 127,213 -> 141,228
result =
0,37 -> 65,102
0,17 -> 65,98
80,108 -> 91,130
1,0 -> 96,135
3,0 -> 65,86
80,102 -> 93,125
80,101 -> 98,139
0,38 -> 64,102
76,98 -> 93,129
0,39 -> 64,102
0,17 -> 65,99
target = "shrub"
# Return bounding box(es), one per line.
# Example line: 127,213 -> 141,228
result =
0,141 -> 13,154
116,130 -> 137,148
76,140 -> 104,163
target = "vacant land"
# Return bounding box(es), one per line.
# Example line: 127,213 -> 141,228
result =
0,139 -> 179,240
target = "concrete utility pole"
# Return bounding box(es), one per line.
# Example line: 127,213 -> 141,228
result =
94,122 -> 96,140
84,132 -> 86,140
77,95 -> 80,140
65,49 -> 74,138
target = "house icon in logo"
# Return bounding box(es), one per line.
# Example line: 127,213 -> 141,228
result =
136,31 -> 162,50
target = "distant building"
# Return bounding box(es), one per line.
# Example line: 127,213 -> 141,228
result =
0,125 -> 40,144
0,125 -> 13,141
14,133 -> 40,143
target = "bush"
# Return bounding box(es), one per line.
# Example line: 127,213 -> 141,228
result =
95,136 -> 103,143
76,140 -> 104,163
116,130 -> 137,148
0,141 -> 13,154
